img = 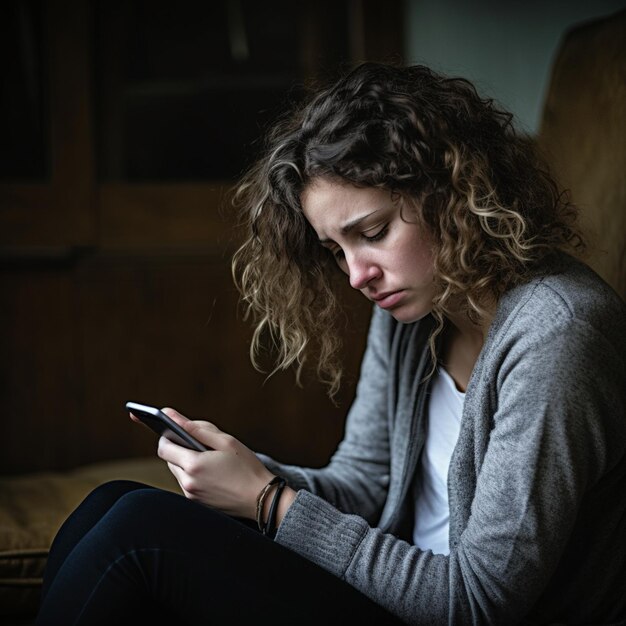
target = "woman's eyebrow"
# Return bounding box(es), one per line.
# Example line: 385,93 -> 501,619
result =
318,209 -> 382,244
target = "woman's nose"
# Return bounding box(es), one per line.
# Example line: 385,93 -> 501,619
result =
346,253 -> 381,290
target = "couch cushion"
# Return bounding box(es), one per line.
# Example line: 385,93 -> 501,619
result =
0,457 -> 181,619
538,8 -> 626,300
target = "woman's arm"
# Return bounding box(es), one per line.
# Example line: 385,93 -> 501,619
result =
257,305 -> 396,523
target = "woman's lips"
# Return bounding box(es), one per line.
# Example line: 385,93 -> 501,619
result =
373,290 -> 404,309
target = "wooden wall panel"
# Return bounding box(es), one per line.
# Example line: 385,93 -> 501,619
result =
0,264 -> 81,472
0,254 -> 371,474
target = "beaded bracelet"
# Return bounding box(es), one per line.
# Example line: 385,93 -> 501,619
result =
255,476 -> 282,532
264,477 -> 287,538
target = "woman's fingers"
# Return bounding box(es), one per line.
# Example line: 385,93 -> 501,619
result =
161,407 -> 217,426
157,435 -> 197,468
161,407 -> 224,449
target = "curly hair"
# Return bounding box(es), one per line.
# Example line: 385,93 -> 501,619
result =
231,62 -> 585,396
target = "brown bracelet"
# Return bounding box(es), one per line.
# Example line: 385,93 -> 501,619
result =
255,476 -> 282,532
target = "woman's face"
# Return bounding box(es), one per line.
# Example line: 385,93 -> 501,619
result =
301,178 -> 437,324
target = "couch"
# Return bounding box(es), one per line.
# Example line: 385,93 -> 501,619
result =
538,7 -> 625,300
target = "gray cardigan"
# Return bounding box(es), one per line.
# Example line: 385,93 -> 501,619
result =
260,256 -> 626,625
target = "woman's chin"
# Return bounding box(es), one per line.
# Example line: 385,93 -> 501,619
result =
385,305 -> 431,325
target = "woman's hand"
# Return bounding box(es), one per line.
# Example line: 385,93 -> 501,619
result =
155,407 -> 276,520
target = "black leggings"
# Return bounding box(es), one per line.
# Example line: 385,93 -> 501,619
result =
36,480 -> 403,625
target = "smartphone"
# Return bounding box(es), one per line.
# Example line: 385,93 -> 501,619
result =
126,401 -> 210,452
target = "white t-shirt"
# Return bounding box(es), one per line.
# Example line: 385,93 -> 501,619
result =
412,366 -> 465,555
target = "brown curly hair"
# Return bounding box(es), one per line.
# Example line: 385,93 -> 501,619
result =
231,62 -> 585,396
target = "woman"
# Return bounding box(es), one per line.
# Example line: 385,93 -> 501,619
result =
36,63 -> 625,625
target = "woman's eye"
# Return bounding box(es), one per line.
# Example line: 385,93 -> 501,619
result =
363,224 -> 389,242
333,248 -> 345,260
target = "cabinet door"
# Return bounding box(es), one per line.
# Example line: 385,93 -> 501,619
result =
1,0 -> 404,252
0,0 -> 95,251
94,0 -> 404,251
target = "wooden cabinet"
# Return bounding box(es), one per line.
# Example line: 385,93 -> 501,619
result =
0,0 -> 95,249
0,0 -> 403,473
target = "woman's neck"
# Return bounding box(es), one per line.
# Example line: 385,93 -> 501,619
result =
440,306 -> 495,393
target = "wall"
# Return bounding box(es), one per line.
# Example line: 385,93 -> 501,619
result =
404,0 -> 625,134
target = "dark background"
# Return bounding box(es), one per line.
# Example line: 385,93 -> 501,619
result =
0,0 -> 403,474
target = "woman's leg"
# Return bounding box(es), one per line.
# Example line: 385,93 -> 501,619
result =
40,480 -> 155,601
36,486 -> 402,625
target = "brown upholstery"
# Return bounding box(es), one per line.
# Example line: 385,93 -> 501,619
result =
538,8 -> 626,300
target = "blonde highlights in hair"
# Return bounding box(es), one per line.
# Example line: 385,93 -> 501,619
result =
231,62 -> 585,396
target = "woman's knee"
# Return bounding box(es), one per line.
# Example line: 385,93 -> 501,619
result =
66,479 -> 152,516
100,488 -> 244,549
98,487 -> 185,534
87,479 -> 155,503
54,481 -> 157,541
